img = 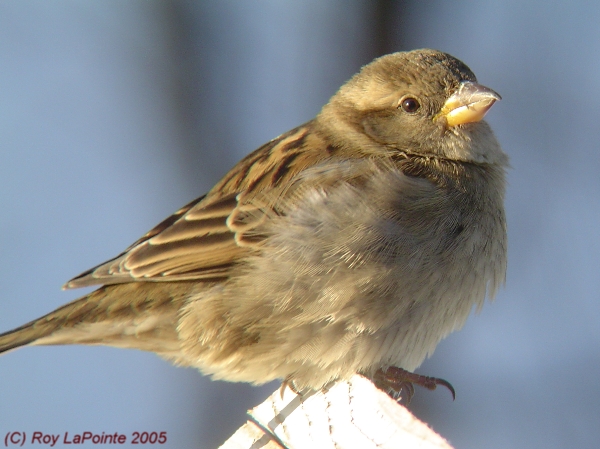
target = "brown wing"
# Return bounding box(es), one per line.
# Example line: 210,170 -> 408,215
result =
64,122 -> 331,289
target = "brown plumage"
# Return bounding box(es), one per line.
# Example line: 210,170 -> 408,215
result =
0,49 -> 507,395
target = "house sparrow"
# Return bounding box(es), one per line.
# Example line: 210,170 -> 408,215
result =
0,49 -> 507,399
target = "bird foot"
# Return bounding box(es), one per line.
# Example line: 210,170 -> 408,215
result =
373,366 -> 455,403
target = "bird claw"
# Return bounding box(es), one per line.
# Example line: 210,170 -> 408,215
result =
280,377 -> 300,398
373,366 -> 456,403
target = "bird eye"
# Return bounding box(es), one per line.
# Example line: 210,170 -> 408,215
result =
400,97 -> 420,113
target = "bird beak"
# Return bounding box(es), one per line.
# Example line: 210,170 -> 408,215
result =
434,81 -> 501,127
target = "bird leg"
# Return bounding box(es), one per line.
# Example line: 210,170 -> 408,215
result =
372,366 -> 456,403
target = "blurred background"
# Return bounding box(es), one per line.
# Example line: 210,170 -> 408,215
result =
1,1 -> 599,448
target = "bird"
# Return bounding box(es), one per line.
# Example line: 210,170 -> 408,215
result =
0,49 -> 507,400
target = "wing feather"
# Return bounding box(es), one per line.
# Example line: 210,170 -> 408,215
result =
64,123 -> 329,289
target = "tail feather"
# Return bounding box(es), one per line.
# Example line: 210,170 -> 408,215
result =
0,282 -> 194,358
0,320 -> 52,354
0,296 -> 99,354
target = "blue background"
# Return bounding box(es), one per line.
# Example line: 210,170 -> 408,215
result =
1,2 -> 599,448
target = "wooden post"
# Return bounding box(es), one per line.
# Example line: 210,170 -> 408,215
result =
220,374 -> 454,449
